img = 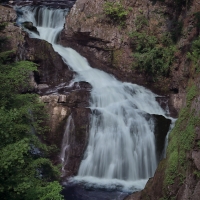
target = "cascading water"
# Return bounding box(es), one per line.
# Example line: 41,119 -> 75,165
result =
17,6 -> 172,192
60,114 -> 74,176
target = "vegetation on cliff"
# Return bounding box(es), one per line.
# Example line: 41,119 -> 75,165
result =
130,31 -> 176,78
103,0 -> 128,26
164,84 -> 198,193
101,0 -> 200,199
0,23 -> 63,200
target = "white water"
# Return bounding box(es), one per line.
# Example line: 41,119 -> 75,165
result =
17,6 -> 171,192
60,114 -> 74,176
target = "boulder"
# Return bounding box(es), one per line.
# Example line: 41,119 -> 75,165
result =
17,36 -> 74,88
61,107 -> 90,177
22,21 -> 39,35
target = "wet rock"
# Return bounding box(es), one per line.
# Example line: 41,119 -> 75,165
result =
17,36 -> 74,88
62,107 -> 90,177
124,191 -> 141,200
22,21 -> 39,35
153,114 -> 171,161
65,90 -> 90,108
57,81 -> 92,94
12,0 -> 76,8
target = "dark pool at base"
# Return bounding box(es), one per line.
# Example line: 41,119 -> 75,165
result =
62,184 -> 131,200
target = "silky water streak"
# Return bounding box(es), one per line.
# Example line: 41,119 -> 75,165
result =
17,6 -> 171,191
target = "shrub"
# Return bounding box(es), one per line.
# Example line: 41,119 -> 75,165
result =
130,31 -> 176,77
187,36 -> 200,72
135,15 -> 148,30
103,1 -> 128,25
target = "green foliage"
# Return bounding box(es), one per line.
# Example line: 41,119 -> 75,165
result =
186,85 -> 197,106
130,31 -> 176,77
170,20 -> 183,43
187,36 -> 200,72
103,1 -> 128,26
164,84 -> 198,190
198,141 -> 200,148
0,50 -> 15,63
135,15 -> 148,30
0,61 -> 38,108
194,170 -> 200,178
0,59 -> 63,199
161,33 -> 174,46
0,23 -> 8,51
0,22 -> 7,31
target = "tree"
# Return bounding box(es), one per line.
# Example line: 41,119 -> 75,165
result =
0,23 -> 63,200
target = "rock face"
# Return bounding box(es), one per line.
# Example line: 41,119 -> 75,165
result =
153,114 -> 172,161
39,82 -> 91,176
60,0 -> 196,117
7,0 -> 76,8
22,21 -> 39,35
0,6 -> 24,53
24,34 -> 92,176
60,0 -> 136,83
18,36 -> 74,88
0,5 -> 16,23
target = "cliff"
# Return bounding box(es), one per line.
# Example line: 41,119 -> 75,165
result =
60,0 -> 200,199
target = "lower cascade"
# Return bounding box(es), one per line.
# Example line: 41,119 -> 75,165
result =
17,6 -> 172,192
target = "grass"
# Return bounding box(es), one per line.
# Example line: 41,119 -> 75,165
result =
163,84 -> 199,192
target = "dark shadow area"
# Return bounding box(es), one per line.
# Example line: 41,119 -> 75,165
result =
62,184 -> 129,200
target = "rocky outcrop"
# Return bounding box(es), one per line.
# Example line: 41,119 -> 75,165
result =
60,2 -> 159,80
22,21 -> 39,35
0,5 -> 16,22
153,114 -> 172,161
0,5 -> 24,53
18,36 -> 74,88
60,0 -> 193,117
39,82 -> 91,176
60,0 -> 137,83
7,0 -> 76,9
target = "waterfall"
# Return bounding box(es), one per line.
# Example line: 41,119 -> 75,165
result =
60,115 -> 74,177
17,6 -> 171,191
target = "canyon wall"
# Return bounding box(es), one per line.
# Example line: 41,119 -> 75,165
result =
60,0 -> 200,199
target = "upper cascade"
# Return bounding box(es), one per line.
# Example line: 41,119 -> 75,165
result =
17,6 -> 172,192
